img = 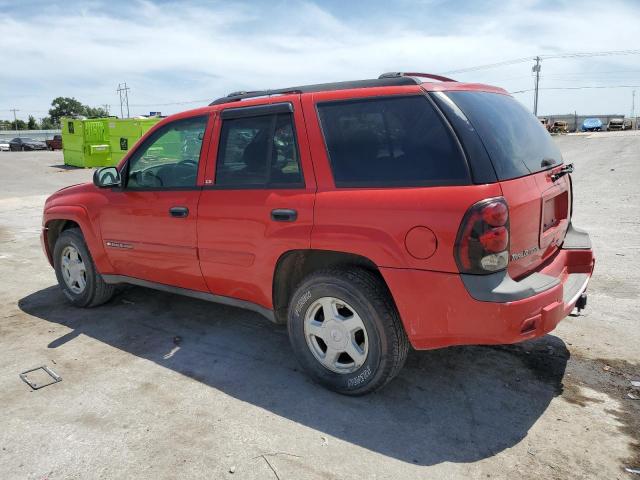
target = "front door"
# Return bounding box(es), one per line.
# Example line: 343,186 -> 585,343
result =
98,114 -> 212,291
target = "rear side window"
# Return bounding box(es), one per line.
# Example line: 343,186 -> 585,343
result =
444,91 -> 563,180
216,113 -> 303,187
317,96 -> 469,187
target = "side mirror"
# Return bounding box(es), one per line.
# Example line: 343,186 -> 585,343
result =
93,167 -> 121,188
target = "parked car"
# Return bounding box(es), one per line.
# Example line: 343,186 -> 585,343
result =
607,118 -> 632,131
539,117 -> 551,131
46,134 -> 63,150
550,121 -> 569,134
9,137 -> 47,151
41,72 -> 594,395
0,141 -> 9,151
581,118 -> 603,132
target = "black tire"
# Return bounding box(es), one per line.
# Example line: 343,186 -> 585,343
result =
53,228 -> 115,307
287,267 -> 409,395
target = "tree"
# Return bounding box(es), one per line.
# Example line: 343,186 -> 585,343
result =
40,117 -> 56,129
84,106 -> 109,118
10,119 -> 27,130
48,97 -> 86,124
27,115 -> 38,130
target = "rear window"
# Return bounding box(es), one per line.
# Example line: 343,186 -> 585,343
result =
317,96 -> 469,187
444,91 -> 562,180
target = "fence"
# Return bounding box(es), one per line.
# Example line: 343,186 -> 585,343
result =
0,129 -> 62,142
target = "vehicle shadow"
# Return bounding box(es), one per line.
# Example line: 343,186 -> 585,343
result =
19,285 -> 569,466
49,164 -> 83,170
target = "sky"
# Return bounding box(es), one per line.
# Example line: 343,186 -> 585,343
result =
1,0 -> 639,121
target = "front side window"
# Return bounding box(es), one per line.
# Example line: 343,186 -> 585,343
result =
127,116 -> 207,188
215,113 -> 303,187
317,96 -> 469,187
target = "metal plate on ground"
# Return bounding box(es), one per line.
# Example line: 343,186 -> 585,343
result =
19,366 -> 62,390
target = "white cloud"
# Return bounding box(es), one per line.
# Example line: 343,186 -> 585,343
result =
1,0 -> 639,119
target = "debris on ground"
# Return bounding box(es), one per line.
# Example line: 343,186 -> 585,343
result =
19,365 -> 62,390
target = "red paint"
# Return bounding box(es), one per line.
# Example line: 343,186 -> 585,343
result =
41,77 -> 594,350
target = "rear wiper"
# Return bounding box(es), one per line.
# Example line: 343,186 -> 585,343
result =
541,158 -> 557,167
550,163 -> 574,182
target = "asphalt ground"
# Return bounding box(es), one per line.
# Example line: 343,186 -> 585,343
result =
0,132 -> 638,479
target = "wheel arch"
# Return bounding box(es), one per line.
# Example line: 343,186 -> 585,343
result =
43,206 -> 112,272
272,249 -> 395,325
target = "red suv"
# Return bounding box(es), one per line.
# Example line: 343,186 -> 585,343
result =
41,73 -> 595,395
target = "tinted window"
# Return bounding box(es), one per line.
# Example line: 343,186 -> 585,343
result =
445,91 -> 563,180
127,116 -> 207,188
317,96 -> 469,187
216,113 -> 303,187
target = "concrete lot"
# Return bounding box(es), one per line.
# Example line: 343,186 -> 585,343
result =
0,133 -> 638,479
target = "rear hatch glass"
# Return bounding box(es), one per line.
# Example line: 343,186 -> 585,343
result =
444,91 -> 570,278
443,91 -> 563,180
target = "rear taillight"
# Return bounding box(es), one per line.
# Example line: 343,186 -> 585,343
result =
455,197 -> 510,274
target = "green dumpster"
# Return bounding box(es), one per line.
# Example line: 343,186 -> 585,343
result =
107,117 -> 161,165
62,117 -> 111,167
62,117 -> 162,168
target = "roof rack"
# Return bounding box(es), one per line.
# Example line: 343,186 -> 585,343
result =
209,88 -> 303,106
208,74 -> 445,106
378,72 -> 456,82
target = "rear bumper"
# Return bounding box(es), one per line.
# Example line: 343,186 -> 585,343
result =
381,225 -> 595,350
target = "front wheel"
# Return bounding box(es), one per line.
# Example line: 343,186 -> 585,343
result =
287,268 -> 409,395
53,228 -> 115,307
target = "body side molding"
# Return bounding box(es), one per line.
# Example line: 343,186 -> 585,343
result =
102,275 -> 275,322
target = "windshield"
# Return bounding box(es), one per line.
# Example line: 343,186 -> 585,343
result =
444,91 -> 563,181
21,138 -> 37,142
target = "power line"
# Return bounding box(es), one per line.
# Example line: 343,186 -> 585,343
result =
541,49 -> 640,60
128,98 -> 210,107
441,49 -> 640,75
511,85 -> 640,94
440,57 -> 532,75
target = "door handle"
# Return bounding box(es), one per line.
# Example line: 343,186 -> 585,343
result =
271,208 -> 297,222
169,206 -> 189,218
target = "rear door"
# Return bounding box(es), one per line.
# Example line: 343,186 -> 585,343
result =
197,97 -> 316,308
441,91 -> 571,278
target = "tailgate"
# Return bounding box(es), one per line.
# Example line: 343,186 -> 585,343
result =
500,170 -> 571,278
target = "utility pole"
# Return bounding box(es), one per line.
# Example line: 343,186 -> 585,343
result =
10,108 -> 20,136
532,56 -> 541,116
632,90 -> 636,129
116,83 -> 130,119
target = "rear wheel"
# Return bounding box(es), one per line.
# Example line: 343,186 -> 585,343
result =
53,228 -> 115,307
287,268 -> 409,395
